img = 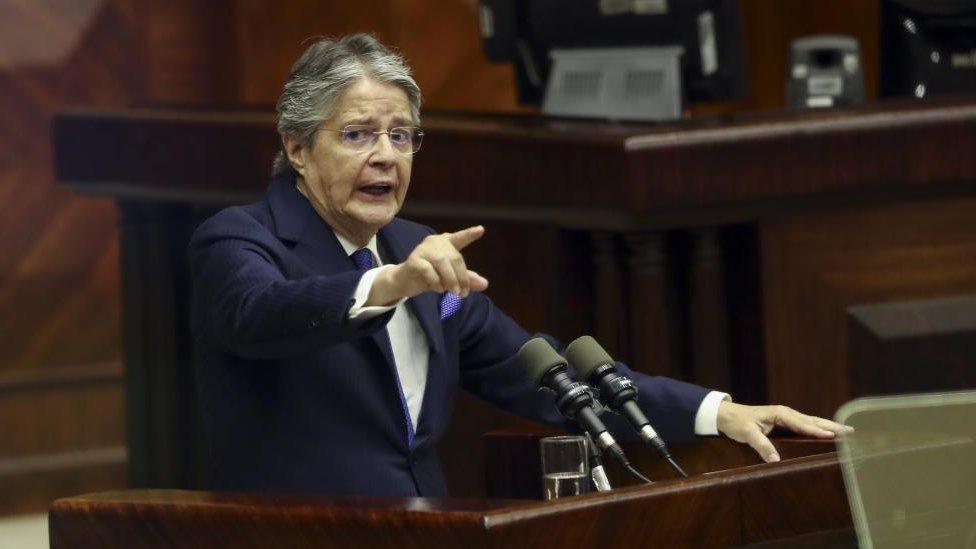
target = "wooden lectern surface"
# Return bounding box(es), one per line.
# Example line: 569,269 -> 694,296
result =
49,438 -> 854,548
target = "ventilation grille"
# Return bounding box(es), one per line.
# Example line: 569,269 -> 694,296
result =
561,71 -> 602,98
624,70 -> 665,98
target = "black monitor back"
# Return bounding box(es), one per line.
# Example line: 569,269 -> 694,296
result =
480,0 -> 747,105
880,0 -> 976,98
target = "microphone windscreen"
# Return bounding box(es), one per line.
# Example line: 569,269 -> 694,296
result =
565,336 -> 614,379
517,337 -> 565,385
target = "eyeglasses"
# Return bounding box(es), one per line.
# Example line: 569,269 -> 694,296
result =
321,124 -> 424,155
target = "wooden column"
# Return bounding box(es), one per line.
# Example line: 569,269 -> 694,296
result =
687,228 -> 732,392
623,232 -> 684,378
589,232 -> 628,360
119,201 -> 211,489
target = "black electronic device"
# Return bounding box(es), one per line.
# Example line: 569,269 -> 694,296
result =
787,35 -> 865,109
881,0 -> 976,99
478,0 -> 747,106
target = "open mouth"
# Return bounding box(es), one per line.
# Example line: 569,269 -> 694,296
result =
358,183 -> 394,196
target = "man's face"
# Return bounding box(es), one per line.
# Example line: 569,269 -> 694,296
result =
290,78 -> 413,242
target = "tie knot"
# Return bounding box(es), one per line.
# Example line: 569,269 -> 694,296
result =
350,248 -> 375,271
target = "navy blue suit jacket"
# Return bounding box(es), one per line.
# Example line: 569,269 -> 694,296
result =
189,174 -> 710,497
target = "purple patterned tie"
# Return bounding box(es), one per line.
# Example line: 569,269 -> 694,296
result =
350,247 -> 415,448
350,247 -> 375,271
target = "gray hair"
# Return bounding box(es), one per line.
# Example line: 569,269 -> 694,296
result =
273,33 -> 422,176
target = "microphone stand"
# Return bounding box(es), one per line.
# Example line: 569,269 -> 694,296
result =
584,432 -> 615,492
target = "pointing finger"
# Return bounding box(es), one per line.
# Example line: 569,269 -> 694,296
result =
447,225 -> 485,251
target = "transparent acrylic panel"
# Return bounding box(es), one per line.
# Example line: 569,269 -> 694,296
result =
836,391 -> 976,549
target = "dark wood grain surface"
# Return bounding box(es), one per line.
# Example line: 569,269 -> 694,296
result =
50,437 -> 852,548
848,295 -> 976,397
762,198 -> 976,416
55,97 -> 976,228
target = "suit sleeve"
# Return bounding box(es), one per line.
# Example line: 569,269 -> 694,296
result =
456,291 -> 710,443
189,211 -> 393,360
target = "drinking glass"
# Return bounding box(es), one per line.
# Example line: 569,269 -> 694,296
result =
540,435 -> 590,500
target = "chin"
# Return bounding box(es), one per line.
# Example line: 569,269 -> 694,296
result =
352,207 -> 398,230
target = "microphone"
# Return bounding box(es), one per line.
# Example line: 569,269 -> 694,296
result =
565,336 -> 688,478
517,338 -> 649,483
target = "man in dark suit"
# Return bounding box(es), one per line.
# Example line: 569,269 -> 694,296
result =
190,34 -> 850,497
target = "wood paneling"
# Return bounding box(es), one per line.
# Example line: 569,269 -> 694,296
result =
0,364 -> 123,459
232,0 -> 525,112
762,197 -> 976,417
0,448 -> 126,516
0,0 -> 143,513
55,99 -> 976,215
140,0 -> 238,105
848,295 -> 976,397
233,0 -> 395,104
0,364 -> 125,515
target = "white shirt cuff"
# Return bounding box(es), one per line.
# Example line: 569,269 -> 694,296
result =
694,391 -> 732,436
348,265 -> 405,320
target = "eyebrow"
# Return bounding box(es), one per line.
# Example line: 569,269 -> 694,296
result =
342,115 -> 414,127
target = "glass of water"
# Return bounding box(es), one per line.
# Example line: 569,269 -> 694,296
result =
540,435 -> 590,500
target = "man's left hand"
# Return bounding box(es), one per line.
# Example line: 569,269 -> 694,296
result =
716,401 -> 854,463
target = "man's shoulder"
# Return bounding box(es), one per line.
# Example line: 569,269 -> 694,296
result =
190,200 -> 275,249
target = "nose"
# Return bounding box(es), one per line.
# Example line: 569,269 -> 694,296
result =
367,133 -> 397,167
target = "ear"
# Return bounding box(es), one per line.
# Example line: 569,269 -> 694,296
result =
282,134 -> 307,177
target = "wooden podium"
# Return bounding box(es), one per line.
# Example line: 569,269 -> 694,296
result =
49,437 -> 855,548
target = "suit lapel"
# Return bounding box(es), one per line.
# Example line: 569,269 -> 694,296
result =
267,175 -> 350,276
269,175 -> 400,393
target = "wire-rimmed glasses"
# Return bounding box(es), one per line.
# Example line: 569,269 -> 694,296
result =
321,124 -> 424,155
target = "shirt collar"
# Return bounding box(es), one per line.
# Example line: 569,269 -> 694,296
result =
335,232 -> 380,266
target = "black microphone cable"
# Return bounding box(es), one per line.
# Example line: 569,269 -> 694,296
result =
624,463 -> 653,484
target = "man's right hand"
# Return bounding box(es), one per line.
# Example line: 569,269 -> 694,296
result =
366,225 -> 489,307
